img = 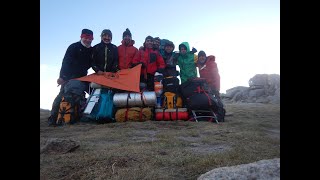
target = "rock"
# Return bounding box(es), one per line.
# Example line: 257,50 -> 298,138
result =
40,138 -> 80,154
225,74 -> 280,104
198,158 -> 280,180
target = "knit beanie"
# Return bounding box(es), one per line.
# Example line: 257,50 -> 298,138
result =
198,50 -> 206,57
101,29 -> 112,38
122,28 -> 132,39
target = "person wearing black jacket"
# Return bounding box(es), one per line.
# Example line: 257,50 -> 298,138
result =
92,29 -> 119,74
48,28 -> 100,126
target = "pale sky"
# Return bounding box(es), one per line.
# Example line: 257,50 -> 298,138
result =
40,0 -> 280,110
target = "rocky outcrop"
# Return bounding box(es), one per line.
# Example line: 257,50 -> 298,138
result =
198,158 -> 280,180
222,74 -> 280,104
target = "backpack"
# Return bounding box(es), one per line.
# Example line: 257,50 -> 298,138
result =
180,78 -> 226,122
162,92 -> 183,109
162,76 -> 180,94
56,93 -> 81,125
180,78 -> 212,98
81,88 -> 115,123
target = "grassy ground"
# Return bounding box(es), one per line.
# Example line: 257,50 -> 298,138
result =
40,103 -> 280,180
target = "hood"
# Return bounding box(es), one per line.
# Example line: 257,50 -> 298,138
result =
179,42 -> 190,52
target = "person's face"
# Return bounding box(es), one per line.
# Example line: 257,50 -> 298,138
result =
123,35 -> 132,45
165,45 -> 173,53
82,37 -> 93,47
153,39 -> 160,48
101,34 -> 112,44
180,47 -> 187,55
198,56 -> 206,63
145,39 -> 153,49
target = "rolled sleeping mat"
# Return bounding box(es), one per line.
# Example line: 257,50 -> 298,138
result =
155,108 -> 189,121
113,91 -> 156,108
115,107 -> 153,122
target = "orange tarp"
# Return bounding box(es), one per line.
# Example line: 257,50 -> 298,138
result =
75,64 -> 141,92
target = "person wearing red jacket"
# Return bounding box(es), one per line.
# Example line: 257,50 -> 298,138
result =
132,35 -> 165,91
117,28 -> 138,70
196,50 -> 221,96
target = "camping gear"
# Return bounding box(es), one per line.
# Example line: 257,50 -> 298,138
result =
180,77 -> 226,122
83,88 -> 101,114
115,107 -> 153,122
113,91 -> 156,108
188,109 -> 218,123
156,96 -> 162,108
162,76 -> 180,94
162,92 -> 183,109
94,89 -> 115,123
75,64 -> 141,92
154,81 -> 163,97
180,78 -> 212,98
81,88 -> 115,123
56,94 -> 80,125
155,108 -> 189,121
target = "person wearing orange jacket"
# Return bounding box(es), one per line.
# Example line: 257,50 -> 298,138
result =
132,35 -> 165,91
196,50 -> 221,96
117,28 -> 138,70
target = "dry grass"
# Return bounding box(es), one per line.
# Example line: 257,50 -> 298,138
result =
40,103 -> 280,180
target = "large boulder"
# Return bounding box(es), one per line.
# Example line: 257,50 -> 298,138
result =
222,74 -> 280,104
198,158 -> 280,180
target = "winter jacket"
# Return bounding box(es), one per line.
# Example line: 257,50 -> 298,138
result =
118,40 -> 138,70
132,47 -> 165,77
177,42 -> 197,83
163,51 -> 179,77
59,41 -> 94,81
197,55 -> 220,91
92,41 -> 119,72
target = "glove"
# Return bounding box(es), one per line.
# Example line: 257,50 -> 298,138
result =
190,47 -> 197,54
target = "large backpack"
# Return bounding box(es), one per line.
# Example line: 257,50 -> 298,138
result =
180,78 -> 226,122
162,92 -> 183,109
162,76 -> 180,94
56,93 -> 82,125
81,88 -> 115,123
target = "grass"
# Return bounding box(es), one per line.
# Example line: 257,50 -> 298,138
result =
40,103 -> 280,180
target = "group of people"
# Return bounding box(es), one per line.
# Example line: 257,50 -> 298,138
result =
48,28 -> 221,123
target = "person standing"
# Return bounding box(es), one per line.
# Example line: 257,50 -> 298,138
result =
196,50 -> 221,95
48,28 -> 99,125
132,35 -> 165,91
117,28 -> 138,70
177,42 -> 198,83
92,29 -> 119,73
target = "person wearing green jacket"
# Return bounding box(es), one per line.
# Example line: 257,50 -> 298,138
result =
177,42 -> 198,83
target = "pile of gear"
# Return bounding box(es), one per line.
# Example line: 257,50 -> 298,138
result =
48,65 -> 225,126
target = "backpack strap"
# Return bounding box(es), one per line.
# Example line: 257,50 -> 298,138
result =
140,92 -> 146,107
139,107 -> 143,121
162,108 -> 165,121
124,107 -> 129,122
126,92 -> 131,108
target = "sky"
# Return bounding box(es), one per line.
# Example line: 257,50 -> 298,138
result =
40,0 -> 280,110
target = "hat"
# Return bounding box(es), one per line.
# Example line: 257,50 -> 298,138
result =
198,50 -> 206,57
81,29 -> 93,39
165,41 -> 175,49
101,29 -> 112,37
154,37 -> 160,42
81,29 -> 93,35
145,35 -> 153,42
122,28 -> 132,39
